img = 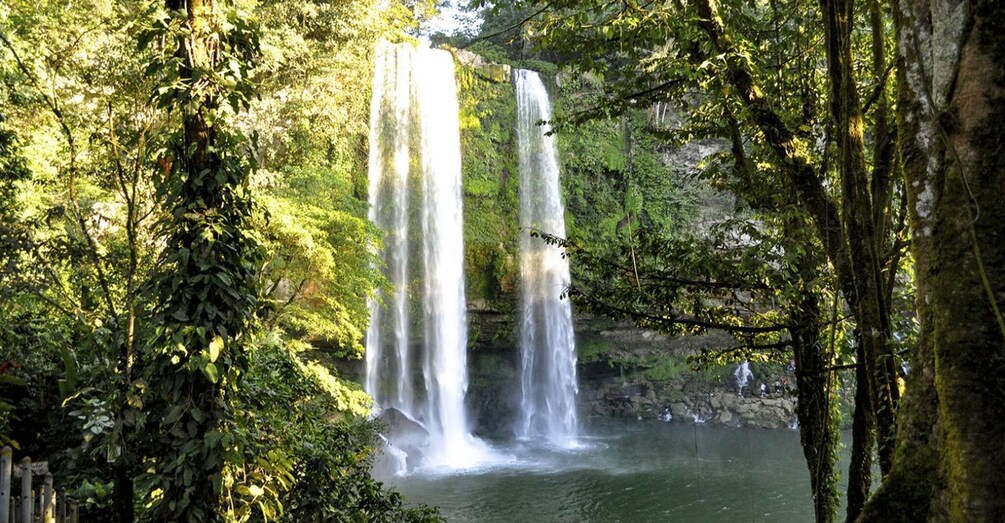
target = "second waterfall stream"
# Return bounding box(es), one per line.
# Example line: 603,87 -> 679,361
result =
514,69 -> 580,447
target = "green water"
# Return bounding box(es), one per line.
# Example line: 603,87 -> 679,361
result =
385,419 -> 820,522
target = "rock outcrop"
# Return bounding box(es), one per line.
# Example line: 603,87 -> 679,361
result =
583,377 -> 797,429
373,407 -> 429,474
465,309 -> 803,431
451,47 -> 511,83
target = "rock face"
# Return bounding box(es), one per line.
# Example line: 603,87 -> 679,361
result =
338,309 -> 801,438
378,407 -> 429,440
465,309 -> 802,431
582,380 -> 797,429
451,47 -> 512,83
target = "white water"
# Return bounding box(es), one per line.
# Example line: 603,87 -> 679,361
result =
734,361 -> 754,396
378,434 -> 409,476
366,43 -> 492,469
365,41 -> 414,415
514,69 -> 579,447
416,48 -> 479,467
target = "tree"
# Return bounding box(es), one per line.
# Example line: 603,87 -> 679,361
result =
1,0 -> 444,519
1,3 -> 170,518
860,1 -> 1005,520
468,0 -> 909,519
140,0 -> 264,519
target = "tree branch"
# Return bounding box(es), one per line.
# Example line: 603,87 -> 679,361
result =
461,2 -> 557,48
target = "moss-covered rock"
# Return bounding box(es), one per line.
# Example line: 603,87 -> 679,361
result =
451,47 -> 512,83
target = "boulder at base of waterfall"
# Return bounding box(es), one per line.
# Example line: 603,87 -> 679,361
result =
378,407 -> 429,439
376,407 -> 429,471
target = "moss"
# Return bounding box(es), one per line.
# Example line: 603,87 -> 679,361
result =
577,337 -> 611,363
456,61 -> 520,306
516,59 -> 559,76
602,351 -> 694,382
857,378 -> 941,522
474,63 -> 510,83
456,51 -> 700,309
643,356 -> 691,382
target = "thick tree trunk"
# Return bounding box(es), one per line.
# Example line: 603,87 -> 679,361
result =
113,462 -> 135,523
861,0 -> 1005,520
820,0 -> 899,475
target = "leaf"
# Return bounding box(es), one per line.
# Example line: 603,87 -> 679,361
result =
0,375 -> 26,386
203,362 -> 219,384
208,335 -> 223,363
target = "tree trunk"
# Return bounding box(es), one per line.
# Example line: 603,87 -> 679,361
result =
845,334 -> 875,522
820,0 -> 899,475
113,462 -> 134,523
861,0 -> 1005,520
728,112 -> 842,522
149,0 -> 260,520
791,277 -> 840,523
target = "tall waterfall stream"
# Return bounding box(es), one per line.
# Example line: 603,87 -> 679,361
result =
514,69 -> 580,447
364,42 -> 492,470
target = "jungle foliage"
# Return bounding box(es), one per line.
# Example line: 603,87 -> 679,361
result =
0,0 -> 440,521
458,0 -> 924,518
2,0 -> 1004,521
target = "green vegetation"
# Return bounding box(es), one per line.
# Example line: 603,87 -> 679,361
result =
0,0 -> 439,520
456,64 -> 520,306
456,41 -> 704,308
462,0 -> 1005,520
575,337 -> 611,364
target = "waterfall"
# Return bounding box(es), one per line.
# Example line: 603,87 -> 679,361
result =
514,69 -> 579,446
734,361 -> 754,397
416,48 -> 473,466
365,41 -> 414,415
378,434 -> 409,476
366,42 -> 485,469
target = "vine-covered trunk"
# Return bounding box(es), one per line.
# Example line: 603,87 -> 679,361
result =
145,0 -> 261,520
862,0 -> 1005,520
820,0 -> 899,476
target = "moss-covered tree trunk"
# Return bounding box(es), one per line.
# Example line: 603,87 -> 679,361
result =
789,257 -> 840,523
844,338 -> 876,521
695,3 -> 901,515
861,0 -> 1005,520
820,0 -> 900,478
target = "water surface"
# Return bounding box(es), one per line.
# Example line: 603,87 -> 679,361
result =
385,419 -> 816,522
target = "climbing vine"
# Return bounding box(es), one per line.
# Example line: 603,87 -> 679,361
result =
139,1 -> 267,519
